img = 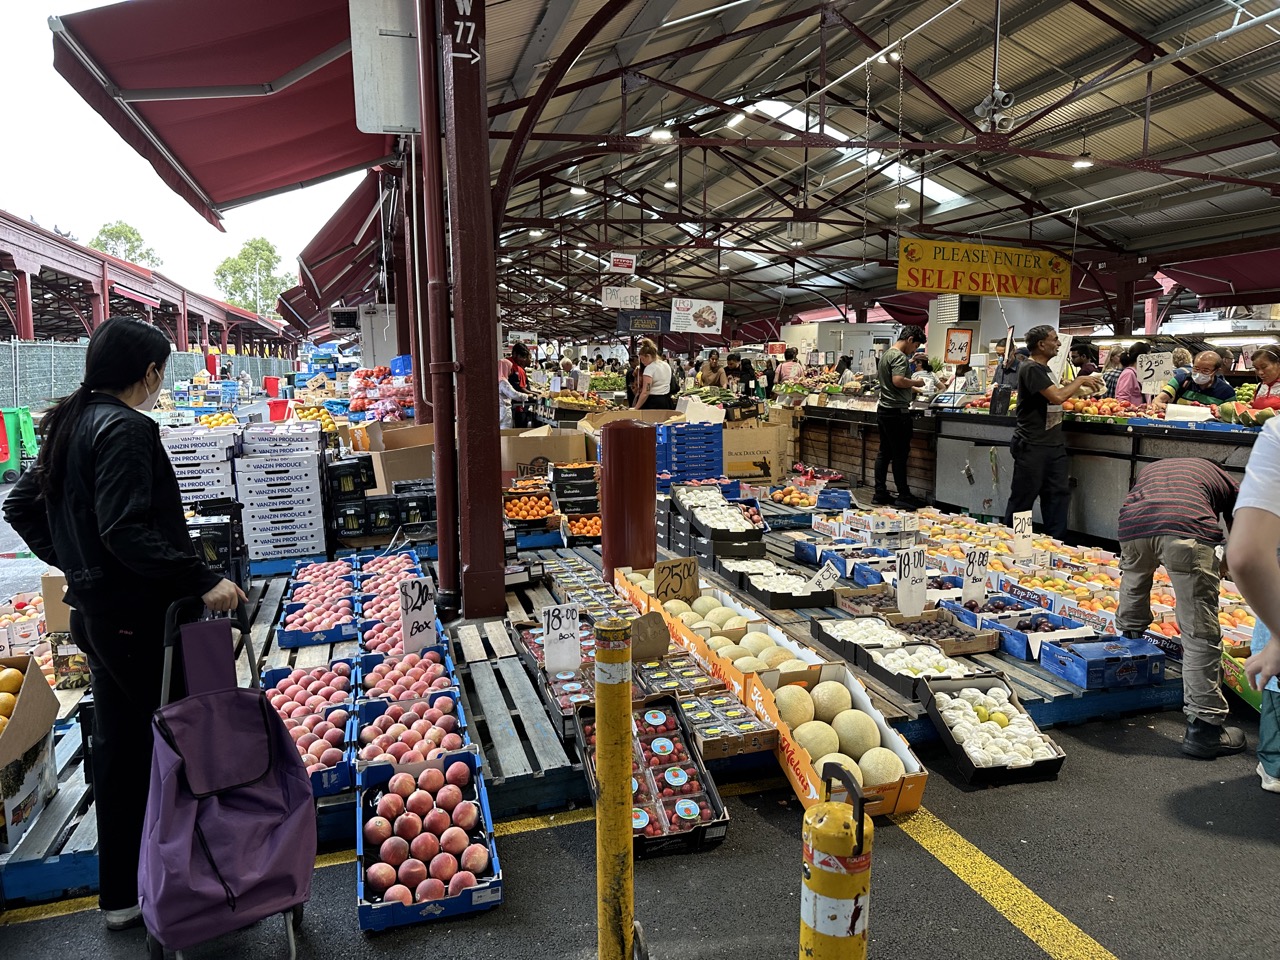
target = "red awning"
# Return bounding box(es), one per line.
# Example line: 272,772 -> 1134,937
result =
277,285 -> 321,335
299,171 -> 388,305
1160,250 -> 1280,309
51,0 -> 396,229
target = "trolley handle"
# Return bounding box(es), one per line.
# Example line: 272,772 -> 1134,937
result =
819,762 -> 869,856
160,598 -> 256,707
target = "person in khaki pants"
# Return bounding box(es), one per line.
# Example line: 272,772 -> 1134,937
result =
1116,458 -> 1245,758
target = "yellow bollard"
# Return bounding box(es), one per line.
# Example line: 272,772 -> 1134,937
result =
799,764 -> 874,960
595,617 -> 634,960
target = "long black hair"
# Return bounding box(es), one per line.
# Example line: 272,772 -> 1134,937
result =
38,316 -> 172,492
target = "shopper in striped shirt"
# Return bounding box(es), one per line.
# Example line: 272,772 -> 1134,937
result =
1116,457 -> 1244,759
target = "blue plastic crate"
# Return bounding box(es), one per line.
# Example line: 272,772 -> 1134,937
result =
354,750 -> 502,929
276,603 -> 362,648
390,354 -> 413,377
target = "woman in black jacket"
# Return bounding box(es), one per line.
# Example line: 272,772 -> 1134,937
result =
4,317 -> 245,931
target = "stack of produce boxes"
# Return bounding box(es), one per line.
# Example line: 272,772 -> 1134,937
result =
236,423 -> 327,565
548,461 -> 601,545
161,425 -> 240,505
328,454 -> 377,538
655,422 -> 725,491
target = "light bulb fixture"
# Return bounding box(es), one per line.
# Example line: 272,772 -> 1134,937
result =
889,47 -> 902,62
1072,132 -> 1093,169
895,197 -> 911,210
664,175 -> 678,189
570,184 -> 587,196
790,239 -> 803,248
530,227 -> 544,237
650,125 -> 673,142
576,241 -> 586,248
726,111 -> 747,128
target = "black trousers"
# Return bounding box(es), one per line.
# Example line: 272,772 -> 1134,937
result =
1005,437 -> 1071,540
874,409 -> 914,498
72,606 -> 173,911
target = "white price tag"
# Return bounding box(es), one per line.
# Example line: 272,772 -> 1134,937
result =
1136,354 -> 1177,396
895,546 -> 928,618
397,577 -> 437,655
550,376 -> 562,393
541,603 -> 582,675
962,546 -> 990,605
1012,511 -> 1034,559
806,561 -> 842,593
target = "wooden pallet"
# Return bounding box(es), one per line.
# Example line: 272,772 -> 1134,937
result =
448,618 -> 517,666
0,724 -> 97,906
256,577 -> 361,676
455,657 -> 588,819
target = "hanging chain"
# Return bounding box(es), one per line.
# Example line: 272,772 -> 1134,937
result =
895,37 -> 907,235
860,59 -> 872,263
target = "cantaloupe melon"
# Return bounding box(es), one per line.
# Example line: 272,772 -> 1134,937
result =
810,681 -> 853,723
759,647 -> 792,669
776,658 -> 810,673
691,596 -> 720,617
774,685 -> 814,729
690,620 -> 719,635
626,572 -> 646,584
733,656 -> 769,674
715,644 -> 746,661
705,606 -> 739,627
739,634 -> 775,657
858,746 -> 906,786
662,599 -> 692,617
814,752 -> 864,788
638,580 -> 655,594
831,709 -> 880,761
677,612 -> 702,627
794,720 -> 840,761
723,615 -> 750,632
706,636 -> 734,652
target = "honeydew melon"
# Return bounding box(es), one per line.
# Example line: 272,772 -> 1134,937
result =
705,606 -> 739,627
739,633 -> 775,657
733,656 -> 769,674
810,681 -> 853,724
691,596 -> 720,617
774,685 -> 815,729
814,752 -> 864,788
831,709 -> 880,761
794,720 -> 840,761
858,746 -> 906,786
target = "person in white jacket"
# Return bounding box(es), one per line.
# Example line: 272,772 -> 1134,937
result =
498,357 -> 528,428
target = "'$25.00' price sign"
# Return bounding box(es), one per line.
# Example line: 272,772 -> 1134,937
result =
895,546 -> 928,618
541,603 -> 582,675
652,556 -> 700,605
962,546 -> 990,605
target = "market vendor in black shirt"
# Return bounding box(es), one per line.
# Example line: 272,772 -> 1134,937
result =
1004,325 -> 1103,539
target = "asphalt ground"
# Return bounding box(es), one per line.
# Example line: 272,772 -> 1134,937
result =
0,483 -> 46,600
3,706 -> 1276,960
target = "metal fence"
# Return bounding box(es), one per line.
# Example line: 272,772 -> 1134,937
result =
0,339 -> 295,410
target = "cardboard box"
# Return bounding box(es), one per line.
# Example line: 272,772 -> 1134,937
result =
366,423 -> 436,494
0,729 -> 57,853
500,427 -> 585,486
1039,637 -> 1165,689
0,654 -> 60,769
41,570 -> 71,634
721,421 -> 789,484
1222,652 -> 1262,711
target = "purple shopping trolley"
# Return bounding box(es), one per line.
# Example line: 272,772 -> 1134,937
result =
139,598 -> 316,959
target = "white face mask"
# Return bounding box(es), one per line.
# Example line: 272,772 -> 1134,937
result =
136,368 -> 163,411
1192,372 -> 1213,386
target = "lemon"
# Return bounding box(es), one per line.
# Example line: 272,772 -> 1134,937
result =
973,705 -> 989,723
0,667 -> 22,695
990,711 -> 1010,728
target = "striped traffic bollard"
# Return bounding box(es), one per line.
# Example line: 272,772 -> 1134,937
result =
800,764 -> 874,960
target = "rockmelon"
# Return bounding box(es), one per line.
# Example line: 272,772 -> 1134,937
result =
706,636 -> 734,652
858,746 -> 906,786
739,633 -> 775,657
814,752 -> 864,788
831,709 -> 880,761
733,656 -> 769,674
625,572 -> 646,585
723,615 -> 750,633
759,646 -> 793,669
690,620 -> 719,635
691,596 -> 720,617
715,644 -> 746,661
677,612 -> 702,627
794,720 -> 840,761
662,599 -> 692,617
776,658 -> 811,673
705,606 -> 739,627
774,685 -> 814,729
638,580 -> 655,594
810,681 -> 853,724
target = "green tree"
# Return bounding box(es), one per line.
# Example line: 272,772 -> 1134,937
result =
89,220 -> 162,267
213,237 -> 292,315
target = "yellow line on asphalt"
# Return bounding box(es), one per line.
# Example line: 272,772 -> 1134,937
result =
0,895 -> 99,926
894,807 -> 1119,960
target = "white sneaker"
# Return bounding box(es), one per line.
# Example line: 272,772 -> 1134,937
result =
102,904 -> 142,931
1257,762 -> 1280,794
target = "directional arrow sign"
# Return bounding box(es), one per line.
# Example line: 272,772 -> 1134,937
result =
450,48 -> 480,64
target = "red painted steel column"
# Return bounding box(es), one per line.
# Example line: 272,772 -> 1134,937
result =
417,1 -> 460,612
600,421 -> 657,582
392,215 -> 413,356
177,292 -> 190,351
1144,295 -> 1160,335
403,165 -> 432,424
14,270 -> 35,340
440,0 -> 506,618
200,317 -> 210,356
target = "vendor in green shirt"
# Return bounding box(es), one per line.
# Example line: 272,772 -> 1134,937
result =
1152,350 -> 1235,410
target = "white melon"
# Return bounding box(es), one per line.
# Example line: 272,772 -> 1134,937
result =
794,720 -> 840,761
831,710 -> 880,761
774,685 -> 815,729
858,747 -> 906,786
810,681 -> 853,724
